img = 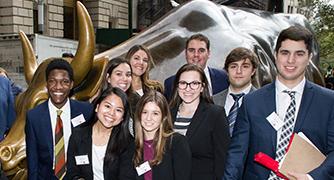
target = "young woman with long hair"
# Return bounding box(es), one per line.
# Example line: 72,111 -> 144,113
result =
133,90 -> 191,180
125,45 -> 163,96
97,57 -> 141,135
169,64 -> 230,180
67,87 -> 134,180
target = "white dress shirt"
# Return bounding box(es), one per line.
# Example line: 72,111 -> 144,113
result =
203,66 -> 213,96
224,84 -> 252,116
274,78 -> 313,180
275,78 -> 305,144
48,99 -> 72,167
92,144 -> 107,180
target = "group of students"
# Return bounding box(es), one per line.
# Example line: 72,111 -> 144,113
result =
24,24 -> 334,180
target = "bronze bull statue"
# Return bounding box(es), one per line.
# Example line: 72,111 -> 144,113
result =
0,0 -> 323,179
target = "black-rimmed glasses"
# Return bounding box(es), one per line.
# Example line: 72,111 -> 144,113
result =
177,81 -> 202,90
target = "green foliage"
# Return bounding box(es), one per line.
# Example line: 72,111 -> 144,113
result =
311,0 -> 334,62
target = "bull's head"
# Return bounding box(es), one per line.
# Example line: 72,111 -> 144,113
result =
0,2 -> 108,179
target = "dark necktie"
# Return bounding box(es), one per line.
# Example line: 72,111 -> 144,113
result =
269,90 -> 296,180
54,110 -> 66,179
227,93 -> 245,136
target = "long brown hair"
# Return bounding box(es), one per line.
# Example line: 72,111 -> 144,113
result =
133,90 -> 174,166
125,45 -> 163,93
169,64 -> 212,108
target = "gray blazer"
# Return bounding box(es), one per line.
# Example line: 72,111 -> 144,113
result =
213,85 -> 257,107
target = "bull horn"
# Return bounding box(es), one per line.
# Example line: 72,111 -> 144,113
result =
19,30 -> 37,85
71,1 -> 95,87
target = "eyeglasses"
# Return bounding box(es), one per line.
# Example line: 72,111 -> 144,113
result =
177,81 -> 202,90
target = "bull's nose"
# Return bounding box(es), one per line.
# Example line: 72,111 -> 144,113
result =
0,146 -> 13,162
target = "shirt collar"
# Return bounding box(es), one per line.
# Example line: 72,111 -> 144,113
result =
228,83 -> 252,95
48,98 -> 71,113
276,77 -> 306,95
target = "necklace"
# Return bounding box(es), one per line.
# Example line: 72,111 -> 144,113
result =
144,140 -> 154,148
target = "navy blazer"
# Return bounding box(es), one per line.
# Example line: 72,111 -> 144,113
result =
0,77 -> 16,140
134,133 -> 192,180
223,81 -> 334,180
164,67 -> 229,101
25,99 -> 93,180
66,126 -> 134,180
171,100 -> 230,180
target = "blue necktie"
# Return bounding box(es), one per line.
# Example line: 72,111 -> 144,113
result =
227,93 -> 245,136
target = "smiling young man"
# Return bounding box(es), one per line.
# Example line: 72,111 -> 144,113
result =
25,59 -> 94,180
164,33 -> 229,101
213,47 -> 258,136
223,26 -> 334,180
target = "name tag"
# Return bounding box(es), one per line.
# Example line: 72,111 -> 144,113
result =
71,114 -> 86,127
75,155 -> 89,165
266,112 -> 284,131
136,161 -> 151,176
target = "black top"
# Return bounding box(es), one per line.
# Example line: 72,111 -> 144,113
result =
134,133 -> 192,180
66,125 -> 134,180
171,100 -> 230,180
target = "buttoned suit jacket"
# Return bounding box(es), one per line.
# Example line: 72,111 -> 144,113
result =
171,100 -> 230,180
223,80 -> 334,180
212,86 -> 257,107
25,99 -> 93,180
164,67 -> 229,101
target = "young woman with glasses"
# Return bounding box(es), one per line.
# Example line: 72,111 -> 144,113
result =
169,64 -> 230,180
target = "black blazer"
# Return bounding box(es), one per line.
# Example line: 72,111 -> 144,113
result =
66,126 -> 134,180
135,133 -> 192,180
171,100 -> 230,180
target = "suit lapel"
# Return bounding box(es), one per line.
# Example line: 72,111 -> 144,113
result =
42,101 -> 54,162
82,127 -> 94,178
263,83 -> 278,149
294,81 -> 314,131
185,101 -> 206,141
221,90 -> 228,107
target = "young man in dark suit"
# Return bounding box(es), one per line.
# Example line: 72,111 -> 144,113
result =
164,33 -> 229,100
223,26 -> 334,180
213,47 -> 258,136
25,59 -> 93,180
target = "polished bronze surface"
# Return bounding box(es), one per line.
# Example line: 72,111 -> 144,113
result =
0,2 -> 98,179
0,0 -> 323,179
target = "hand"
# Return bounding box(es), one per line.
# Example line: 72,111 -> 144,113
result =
288,172 -> 309,180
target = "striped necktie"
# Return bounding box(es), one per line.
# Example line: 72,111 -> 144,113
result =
268,90 -> 296,180
227,93 -> 245,136
54,110 -> 66,179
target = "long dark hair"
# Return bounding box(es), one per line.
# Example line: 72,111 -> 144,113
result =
100,57 -> 133,95
92,86 -> 131,163
169,64 -> 212,108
